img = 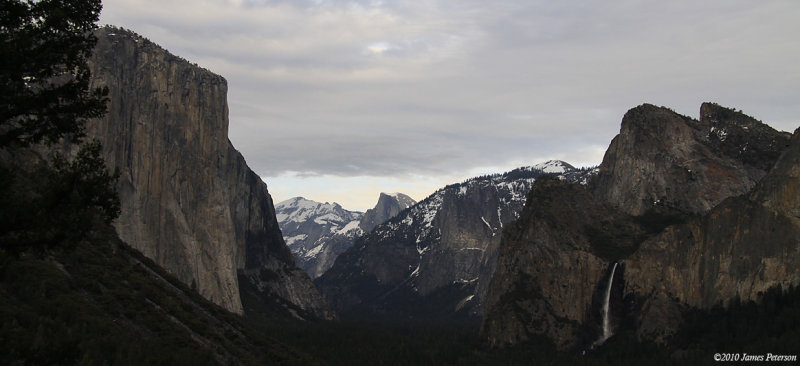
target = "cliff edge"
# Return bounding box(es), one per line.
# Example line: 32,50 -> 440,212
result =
83,27 -> 328,317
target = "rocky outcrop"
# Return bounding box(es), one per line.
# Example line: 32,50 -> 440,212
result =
482,177 -> 647,348
317,162 -> 595,320
482,103 -> 795,349
751,127 -> 800,218
623,127 -> 800,342
592,103 -> 790,216
359,193 -> 416,232
699,103 -> 791,172
83,27 -> 327,317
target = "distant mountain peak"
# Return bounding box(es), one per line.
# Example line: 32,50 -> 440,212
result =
380,192 -> 416,210
360,192 -> 417,232
275,196 -> 359,225
532,160 -> 575,174
275,197 -> 364,278
276,192 -> 415,279
316,163 -> 595,321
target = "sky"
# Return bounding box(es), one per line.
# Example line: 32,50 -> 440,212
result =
99,0 -> 800,211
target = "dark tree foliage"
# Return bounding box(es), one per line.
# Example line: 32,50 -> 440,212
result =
0,224 -> 314,365
50,140 -> 120,225
262,284 -> 800,365
0,140 -> 120,254
0,0 -> 119,255
0,0 -> 107,147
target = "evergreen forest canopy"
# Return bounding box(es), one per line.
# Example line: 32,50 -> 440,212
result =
1,0 -> 107,147
0,0 -> 119,254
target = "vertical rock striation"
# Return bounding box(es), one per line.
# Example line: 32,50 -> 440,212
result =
592,103 -> 790,216
483,103 -> 795,349
359,193 -> 416,232
317,162 -> 595,320
623,127 -> 800,342
84,27 -> 327,317
482,177 -> 645,348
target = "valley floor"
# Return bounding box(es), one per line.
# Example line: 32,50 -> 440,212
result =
2,226 -> 797,365
262,287 -> 800,366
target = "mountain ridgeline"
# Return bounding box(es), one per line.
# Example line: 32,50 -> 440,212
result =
276,193 -> 415,279
315,161 -> 597,321
482,103 -> 798,351
81,27 -> 328,319
9,11 -> 799,364
80,27 -> 800,360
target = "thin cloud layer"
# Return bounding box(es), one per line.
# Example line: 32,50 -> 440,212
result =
100,0 -> 800,207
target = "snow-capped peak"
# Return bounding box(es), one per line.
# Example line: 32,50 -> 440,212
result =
275,196 -> 360,224
532,160 -> 575,174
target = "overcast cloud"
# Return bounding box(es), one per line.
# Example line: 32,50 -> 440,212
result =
100,0 -> 800,210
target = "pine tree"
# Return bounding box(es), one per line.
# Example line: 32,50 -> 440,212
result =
1,0 -> 107,147
0,0 -> 119,254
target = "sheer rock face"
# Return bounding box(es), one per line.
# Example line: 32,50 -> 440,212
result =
624,128 -> 800,342
84,27 -> 327,317
482,103 -> 795,349
316,176 -> 533,321
359,193 -> 416,233
482,177 -> 645,349
592,103 -> 791,216
751,127 -> 800,219
317,163 -> 593,321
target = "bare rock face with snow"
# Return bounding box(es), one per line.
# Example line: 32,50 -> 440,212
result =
316,162 -> 596,320
359,193 -> 416,232
592,103 -> 790,216
481,103 -> 796,350
276,193 -> 416,279
275,198 -> 364,279
483,176 -> 645,349
84,27 -> 328,318
623,127 -> 800,343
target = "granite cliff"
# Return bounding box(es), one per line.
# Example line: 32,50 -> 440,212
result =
593,103 -> 789,215
482,103 -> 795,349
82,27 -> 327,317
359,192 -> 416,232
482,176 -> 649,348
317,162 -> 595,320
623,126 -> 800,342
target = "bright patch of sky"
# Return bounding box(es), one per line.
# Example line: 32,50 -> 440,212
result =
99,0 -> 800,211
366,42 -> 393,55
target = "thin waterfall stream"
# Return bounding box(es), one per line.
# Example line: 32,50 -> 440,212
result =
593,262 -> 618,347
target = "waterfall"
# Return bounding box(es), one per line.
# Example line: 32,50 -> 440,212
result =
593,262 -> 618,347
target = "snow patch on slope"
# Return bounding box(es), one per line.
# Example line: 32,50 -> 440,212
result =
532,160 -> 574,174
